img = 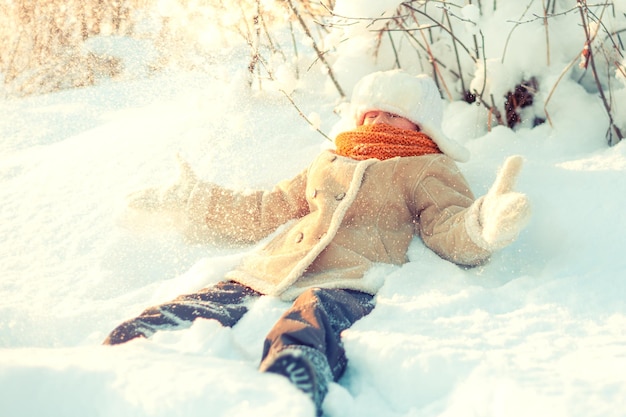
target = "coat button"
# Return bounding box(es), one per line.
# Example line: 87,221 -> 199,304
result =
311,189 -> 318,198
335,192 -> 346,201
295,232 -> 304,243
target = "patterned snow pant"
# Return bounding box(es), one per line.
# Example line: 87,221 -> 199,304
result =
103,280 -> 375,381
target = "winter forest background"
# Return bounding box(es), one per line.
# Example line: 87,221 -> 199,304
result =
1,1 -> 626,417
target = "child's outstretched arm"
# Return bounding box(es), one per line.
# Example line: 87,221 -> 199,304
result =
415,155 -> 530,266
124,154 -> 310,245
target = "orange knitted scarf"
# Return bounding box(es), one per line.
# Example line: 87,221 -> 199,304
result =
334,124 -> 442,161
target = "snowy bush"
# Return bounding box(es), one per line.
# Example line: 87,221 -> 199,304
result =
0,0 -> 141,94
1,0 -> 625,144
297,0 -> 626,144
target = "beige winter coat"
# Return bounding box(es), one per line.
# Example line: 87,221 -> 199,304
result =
185,150 -> 491,300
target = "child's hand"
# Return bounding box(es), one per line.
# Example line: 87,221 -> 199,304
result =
126,154 -> 199,212
478,156 -> 531,249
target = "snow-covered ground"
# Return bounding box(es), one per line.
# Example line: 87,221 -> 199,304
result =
2,3 -> 626,416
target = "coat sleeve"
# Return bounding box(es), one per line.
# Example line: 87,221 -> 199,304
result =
411,156 -> 492,266
183,169 -> 310,244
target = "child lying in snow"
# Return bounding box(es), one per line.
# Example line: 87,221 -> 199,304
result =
104,70 -> 531,416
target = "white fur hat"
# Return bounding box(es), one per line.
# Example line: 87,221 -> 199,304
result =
350,70 -> 470,162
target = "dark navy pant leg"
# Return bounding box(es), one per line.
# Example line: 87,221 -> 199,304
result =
260,287 -> 375,380
104,280 -> 259,345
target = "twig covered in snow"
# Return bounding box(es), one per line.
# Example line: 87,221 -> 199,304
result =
577,0 -> 624,144
285,0 -> 345,98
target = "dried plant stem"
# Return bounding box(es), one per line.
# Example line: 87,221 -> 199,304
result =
474,30 -> 488,101
387,29 -> 402,68
420,25 -> 453,100
501,0 -> 536,64
4,28 -> 24,83
442,7 -> 466,93
253,43 -> 331,142
543,55 -> 578,127
252,1 -> 263,90
280,89 -> 332,141
289,20 -> 301,79
542,0 -> 551,66
259,5 -> 285,61
578,0 -> 623,144
392,16 -> 452,76
488,93 -> 504,126
403,3 -> 477,62
286,0 -> 345,98
616,62 -> 626,79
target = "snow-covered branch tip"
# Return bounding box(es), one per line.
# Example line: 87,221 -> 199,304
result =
577,0 -> 624,145
285,0 -> 345,98
279,89 -> 332,142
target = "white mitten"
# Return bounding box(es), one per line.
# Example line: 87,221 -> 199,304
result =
476,155 -> 531,250
126,154 -> 199,212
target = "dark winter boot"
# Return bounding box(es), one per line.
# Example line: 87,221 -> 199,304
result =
261,346 -> 332,417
